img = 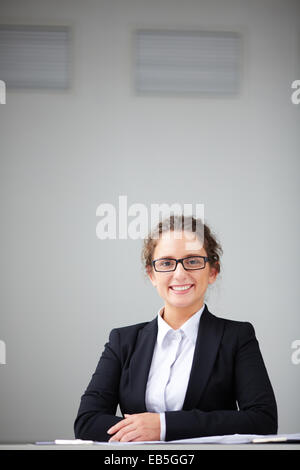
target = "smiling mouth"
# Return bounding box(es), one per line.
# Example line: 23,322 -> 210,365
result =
169,284 -> 194,293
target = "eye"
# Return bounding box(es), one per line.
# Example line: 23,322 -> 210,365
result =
186,257 -> 201,265
155,258 -> 176,271
160,260 -> 172,267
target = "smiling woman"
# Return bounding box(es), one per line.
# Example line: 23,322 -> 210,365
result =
142,216 -> 222,330
74,215 -> 277,442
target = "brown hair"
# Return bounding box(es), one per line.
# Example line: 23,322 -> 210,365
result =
141,214 -> 222,275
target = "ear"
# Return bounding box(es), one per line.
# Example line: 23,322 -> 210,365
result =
208,266 -> 218,285
147,265 -> 157,287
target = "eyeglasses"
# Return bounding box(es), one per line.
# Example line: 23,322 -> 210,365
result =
152,256 -> 211,272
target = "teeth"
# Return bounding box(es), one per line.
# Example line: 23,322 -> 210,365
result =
171,285 -> 192,291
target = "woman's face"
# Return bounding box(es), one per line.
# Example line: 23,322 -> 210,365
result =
148,230 -> 218,312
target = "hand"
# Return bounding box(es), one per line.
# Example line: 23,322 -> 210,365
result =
107,412 -> 160,442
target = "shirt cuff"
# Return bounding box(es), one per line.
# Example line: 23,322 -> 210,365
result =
159,412 -> 166,441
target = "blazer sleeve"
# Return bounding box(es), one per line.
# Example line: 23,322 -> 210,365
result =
74,328 -> 123,441
164,322 -> 278,441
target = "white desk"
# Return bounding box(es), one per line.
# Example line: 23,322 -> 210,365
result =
1,443 -> 300,450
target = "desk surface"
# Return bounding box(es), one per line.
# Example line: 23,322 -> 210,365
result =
1,443 -> 300,450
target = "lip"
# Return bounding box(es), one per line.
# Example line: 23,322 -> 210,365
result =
169,284 -> 194,294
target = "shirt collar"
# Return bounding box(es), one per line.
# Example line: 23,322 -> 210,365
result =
156,304 -> 205,347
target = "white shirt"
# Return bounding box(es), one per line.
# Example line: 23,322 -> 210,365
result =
145,304 -> 205,441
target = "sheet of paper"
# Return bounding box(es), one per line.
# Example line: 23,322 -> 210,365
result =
35,433 -> 300,445
94,433 -> 300,445
94,434 -> 259,445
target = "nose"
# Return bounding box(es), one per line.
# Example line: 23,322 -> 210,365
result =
175,261 -> 186,272
173,261 -> 190,277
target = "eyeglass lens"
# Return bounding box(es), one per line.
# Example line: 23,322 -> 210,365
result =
155,257 -> 205,271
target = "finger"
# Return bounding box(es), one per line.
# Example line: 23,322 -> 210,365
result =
109,424 -> 136,442
120,430 -> 141,442
107,418 -> 130,435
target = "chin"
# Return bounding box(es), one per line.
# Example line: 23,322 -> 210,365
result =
168,298 -> 195,308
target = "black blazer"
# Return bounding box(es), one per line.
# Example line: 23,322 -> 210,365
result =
74,305 -> 277,441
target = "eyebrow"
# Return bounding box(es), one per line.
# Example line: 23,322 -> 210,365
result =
156,253 -> 202,259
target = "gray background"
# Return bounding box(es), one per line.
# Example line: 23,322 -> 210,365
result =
0,0 -> 299,443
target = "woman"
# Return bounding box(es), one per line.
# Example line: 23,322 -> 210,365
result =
74,215 -> 277,442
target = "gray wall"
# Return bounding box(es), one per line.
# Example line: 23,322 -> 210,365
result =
0,0 -> 299,443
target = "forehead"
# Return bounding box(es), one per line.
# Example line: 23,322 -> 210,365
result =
154,230 -> 205,255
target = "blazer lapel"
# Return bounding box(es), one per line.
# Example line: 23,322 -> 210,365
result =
183,305 -> 225,410
127,317 -> 158,413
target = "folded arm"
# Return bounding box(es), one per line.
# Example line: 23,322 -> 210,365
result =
74,328 -> 123,441
164,322 -> 278,441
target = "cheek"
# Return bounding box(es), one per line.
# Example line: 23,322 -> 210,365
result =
157,276 -> 172,291
193,272 -> 209,287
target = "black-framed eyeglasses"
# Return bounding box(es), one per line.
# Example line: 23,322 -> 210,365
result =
152,256 -> 211,272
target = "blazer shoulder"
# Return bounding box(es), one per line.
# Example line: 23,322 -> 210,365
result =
107,319 -> 157,362
208,310 -> 255,333
111,317 -> 156,340
206,311 -> 257,351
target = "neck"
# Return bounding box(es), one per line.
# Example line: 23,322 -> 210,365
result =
162,301 -> 204,330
